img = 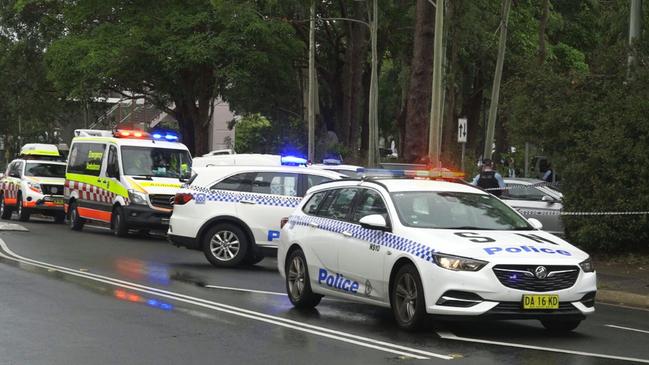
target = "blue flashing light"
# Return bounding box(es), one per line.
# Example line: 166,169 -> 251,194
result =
281,155 -> 307,166
164,133 -> 179,141
152,133 -> 163,139
151,129 -> 180,142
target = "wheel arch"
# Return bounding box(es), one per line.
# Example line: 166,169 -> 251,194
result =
197,215 -> 256,249
388,256 -> 418,306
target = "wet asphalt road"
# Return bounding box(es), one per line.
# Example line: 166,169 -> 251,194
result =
1,218 -> 648,365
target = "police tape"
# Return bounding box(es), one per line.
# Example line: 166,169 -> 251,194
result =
484,181 -> 560,191
516,209 -> 649,216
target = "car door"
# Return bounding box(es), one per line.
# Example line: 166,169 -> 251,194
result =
309,188 -> 361,293
233,171 -> 301,247
67,142 -> 109,221
337,188 -> 390,300
501,183 -> 563,233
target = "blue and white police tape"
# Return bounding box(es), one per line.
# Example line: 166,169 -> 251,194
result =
484,181 -> 560,191
516,209 -> 649,216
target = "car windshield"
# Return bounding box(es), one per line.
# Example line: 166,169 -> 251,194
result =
121,147 -> 191,178
24,163 -> 66,178
391,191 -> 533,230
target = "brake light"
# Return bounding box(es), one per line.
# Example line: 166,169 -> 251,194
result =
280,217 -> 289,229
173,193 -> 193,205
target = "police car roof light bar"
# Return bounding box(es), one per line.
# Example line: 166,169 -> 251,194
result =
281,155 -> 308,166
360,168 -> 465,180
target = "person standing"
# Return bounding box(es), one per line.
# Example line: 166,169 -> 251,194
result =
471,159 -> 505,197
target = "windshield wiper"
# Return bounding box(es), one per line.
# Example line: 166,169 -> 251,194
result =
131,175 -> 153,180
444,226 -> 496,230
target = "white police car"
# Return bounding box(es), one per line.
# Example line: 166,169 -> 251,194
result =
168,165 -> 343,267
278,175 -> 596,331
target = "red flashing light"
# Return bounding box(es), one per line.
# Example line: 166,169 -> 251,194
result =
115,129 -> 150,139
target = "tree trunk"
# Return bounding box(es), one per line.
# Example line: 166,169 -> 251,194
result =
403,0 -> 435,163
538,0 -> 550,64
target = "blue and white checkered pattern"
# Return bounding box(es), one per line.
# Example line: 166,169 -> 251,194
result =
187,185 -> 302,208
289,215 -> 435,263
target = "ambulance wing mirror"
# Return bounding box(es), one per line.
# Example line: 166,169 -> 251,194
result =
527,218 -> 543,230
359,214 -> 390,232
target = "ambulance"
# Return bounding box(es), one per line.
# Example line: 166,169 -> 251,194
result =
0,144 -> 67,222
65,129 -> 192,236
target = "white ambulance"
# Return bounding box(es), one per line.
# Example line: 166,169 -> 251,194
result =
65,129 -> 192,236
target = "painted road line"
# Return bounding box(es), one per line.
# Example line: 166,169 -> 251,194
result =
437,330 -> 649,364
0,222 -> 28,231
605,324 -> 649,335
0,240 -> 453,361
204,285 -> 286,296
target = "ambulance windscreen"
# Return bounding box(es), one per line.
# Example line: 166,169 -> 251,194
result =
24,163 -> 66,178
121,147 -> 191,179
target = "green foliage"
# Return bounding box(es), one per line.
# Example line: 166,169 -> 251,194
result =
234,113 -> 305,155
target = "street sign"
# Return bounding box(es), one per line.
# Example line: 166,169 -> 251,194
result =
457,118 -> 467,143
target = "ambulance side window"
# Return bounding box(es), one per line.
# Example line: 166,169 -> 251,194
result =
68,143 -> 107,177
106,145 -> 120,178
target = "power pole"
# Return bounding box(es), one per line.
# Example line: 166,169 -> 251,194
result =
483,0 -> 511,160
628,0 -> 642,78
307,1 -> 316,162
428,0 -> 444,168
367,0 -> 379,167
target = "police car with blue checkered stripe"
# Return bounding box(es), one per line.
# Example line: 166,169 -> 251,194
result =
168,162 -> 343,267
278,173 -> 596,331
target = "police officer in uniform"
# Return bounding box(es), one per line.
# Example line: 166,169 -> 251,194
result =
471,159 -> 505,197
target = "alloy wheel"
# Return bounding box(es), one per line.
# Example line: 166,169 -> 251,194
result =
395,273 -> 418,323
287,256 -> 306,299
209,230 -> 240,261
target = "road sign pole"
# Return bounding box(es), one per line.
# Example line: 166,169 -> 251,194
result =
461,142 -> 466,172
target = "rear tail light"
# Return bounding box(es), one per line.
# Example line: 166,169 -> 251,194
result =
280,217 -> 289,229
174,193 -> 193,205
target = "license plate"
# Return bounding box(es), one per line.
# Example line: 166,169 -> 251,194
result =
52,198 -> 65,205
522,294 -> 559,309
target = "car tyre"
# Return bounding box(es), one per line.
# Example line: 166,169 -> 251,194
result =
69,201 -> 85,231
285,249 -> 322,308
540,319 -> 581,333
17,195 -> 30,222
111,206 -> 129,237
0,195 -> 13,220
202,223 -> 249,267
391,264 -> 428,331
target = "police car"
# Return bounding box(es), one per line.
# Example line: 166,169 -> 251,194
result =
0,144 -> 67,222
278,172 -> 596,332
168,163 -> 343,267
65,129 -> 191,236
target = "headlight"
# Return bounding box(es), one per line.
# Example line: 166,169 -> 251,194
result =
27,182 -> 42,193
128,190 -> 148,205
579,257 -> 595,272
433,253 -> 487,272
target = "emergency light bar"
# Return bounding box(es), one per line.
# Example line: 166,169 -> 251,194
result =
151,130 -> 179,141
281,155 -> 308,166
360,168 -> 465,180
115,129 -> 149,138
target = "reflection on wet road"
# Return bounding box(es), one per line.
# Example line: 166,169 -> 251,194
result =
1,219 -> 648,364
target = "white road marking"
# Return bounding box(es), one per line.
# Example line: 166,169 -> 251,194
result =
204,285 -> 286,296
0,239 -> 453,360
437,330 -> 649,364
0,222 -> 28,231
605,324 -> 649,335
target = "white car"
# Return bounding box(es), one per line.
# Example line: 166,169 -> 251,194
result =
310,164 -> 364,178
168,165 -> 343,267
278,177 -> 596,331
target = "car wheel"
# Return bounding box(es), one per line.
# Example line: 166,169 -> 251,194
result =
54,212 -> 66,224
541,319 -> 581,333
285,249 -> 322,308
391,264 -> 428,331
0,195 -> 13,220
17,195 -> 30,222
69,201 -> 85,231
111,206 -> 129,237
202,223 -> 249,267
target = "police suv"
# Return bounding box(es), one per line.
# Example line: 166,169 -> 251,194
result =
168,164 -> 343,267
0,144 -> 67,222
65,129 -> 191,236
278,173 -> 596,331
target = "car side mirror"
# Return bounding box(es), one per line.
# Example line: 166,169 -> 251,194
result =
541,195 -> 554,203
359,214 -> 390,232
528,218 -> 543,230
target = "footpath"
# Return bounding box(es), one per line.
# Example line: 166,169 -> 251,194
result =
594,255 -> 649,309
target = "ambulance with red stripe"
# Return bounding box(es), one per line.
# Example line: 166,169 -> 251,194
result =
65,129 -> 191,236
0,144 -> 67,222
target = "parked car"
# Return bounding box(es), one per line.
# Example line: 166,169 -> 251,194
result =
501,178 -> 564,235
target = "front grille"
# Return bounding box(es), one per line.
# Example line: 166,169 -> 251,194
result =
490,301 -> 578,314
493,265 -> 579,292
41,184 -> 64,195
149,194 -> 174,209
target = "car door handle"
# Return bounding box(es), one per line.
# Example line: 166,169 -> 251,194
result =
342,231 -> 353,237
239,200 -> 256,205
308,221 -> 319,228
